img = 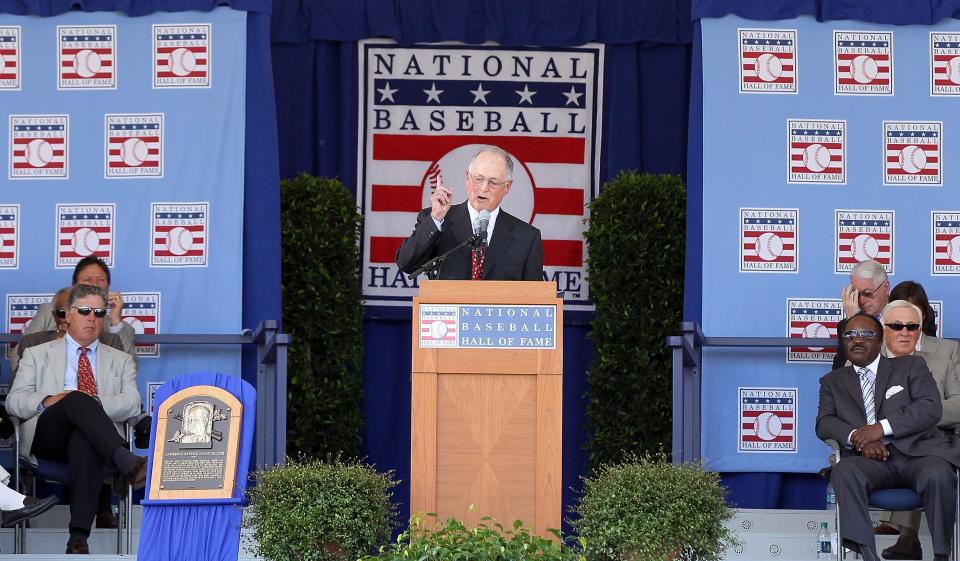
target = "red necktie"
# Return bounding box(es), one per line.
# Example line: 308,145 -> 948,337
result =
77,347 -> 98,397
471,244 -> 486,280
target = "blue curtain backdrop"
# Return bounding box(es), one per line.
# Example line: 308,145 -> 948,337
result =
270,0 -> 694,526
689,0 -> 960,510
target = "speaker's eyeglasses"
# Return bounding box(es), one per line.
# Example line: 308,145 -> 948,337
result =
841,329 -> 880,340
884,322 -> 921,332
71,306 -> 107,318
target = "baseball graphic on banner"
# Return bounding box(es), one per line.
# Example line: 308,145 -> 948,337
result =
73,49 -> 102,78
899,145 -> 927,174
120,138 -> 148,167
71,227 -> 100,257
850,234 -> 880,261
165,227 -> 194,256
801,322 -> 829,352
24,139 -> 53,168
755,53 -> 783,82
802,144 -> 831,172
753,412 -> 783,441
947,236 -> 960,264
123,316 -> 144,334
168,48 -> 197,77
946,56 -> 960,85
850,55 -> 879,84
429,320 -> 448,339
754,232 -> 784,261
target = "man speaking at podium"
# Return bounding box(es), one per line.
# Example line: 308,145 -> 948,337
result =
396,145 -> 544,280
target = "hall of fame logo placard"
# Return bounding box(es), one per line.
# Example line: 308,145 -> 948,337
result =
738,29 -> 797,93
740,208 -> 797,272
884,121 -> 942,185
932,212 -> 960,275
0,205 -> 18,269
105,114 -> 163,178
0,26 -> 20,90
57,25 -> 116,89
787,299 -> 842,363
931,300 -> 944,337
418,305 -> 458,348
9,115 -> 68,180
834,31 -> 893,95
358,42 -> 603,310
835,210 -> 894,273
153,24 -> 211,88
788,119 -> 845,184
151,202 -> 208,267
739,387 -> 797,452
5,293 -> 52,358
121,292 -> 160,357
56,204 -> 114,268
931,33 -> 960,96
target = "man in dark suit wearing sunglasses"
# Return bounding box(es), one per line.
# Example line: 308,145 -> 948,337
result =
874,300 -> 960,560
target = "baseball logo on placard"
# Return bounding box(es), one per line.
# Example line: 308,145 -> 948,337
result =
787,298 -> 843,363
836,210 -> 894,273
0,27 -> 21,90
105,114 -> 163,178
153,24 -> 211,88
739,388 -> 797,452
738,29 -> 797,93
56,204 -> 114,268
0,205 -> 19,269
740,208 -> 798,273
931,33 -> 960,95
122,293 -> 161,357
835,31 -> 893,95
884,121 -> 942,185
9,115 -> 69,180
788,120 -> 845,184
419,305 -> 458,348
58,25 -> 116,90
932,212 -> 960,274
151,202 -> 208,267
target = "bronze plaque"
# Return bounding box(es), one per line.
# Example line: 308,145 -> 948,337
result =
150,385 -> 242,500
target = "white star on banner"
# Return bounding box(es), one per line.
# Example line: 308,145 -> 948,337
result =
562,85 -> 583,106
515,84 -> 537,105
470,83 -> 490,104
377,82 -> 398,102
423,82 -> 444,104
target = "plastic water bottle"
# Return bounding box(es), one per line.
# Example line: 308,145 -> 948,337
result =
825,481 -> 837,511
817,522 -> 832,559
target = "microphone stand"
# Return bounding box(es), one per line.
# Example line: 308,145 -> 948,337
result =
408,233 -> 484,280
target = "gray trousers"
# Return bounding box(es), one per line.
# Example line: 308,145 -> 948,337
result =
831,450 -> 956,557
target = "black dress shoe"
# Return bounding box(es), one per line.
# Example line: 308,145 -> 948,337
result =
1,495 -> 58,527
882,537 -> 923,560
127,455 -> 148,490
96,510 -> 118,529
65,537 -> 90,554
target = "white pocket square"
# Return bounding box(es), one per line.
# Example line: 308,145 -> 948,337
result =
885,385 -> 904,399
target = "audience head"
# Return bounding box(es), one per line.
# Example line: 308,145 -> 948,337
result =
466,145 -> 514,213
71,256 -> 111,292
850,260 -> 889,316
889,280 -> 937,337
841,312 -> 883,367
880,300 -> 923,357
66,284 -> 108,346
52,287 -> 71,333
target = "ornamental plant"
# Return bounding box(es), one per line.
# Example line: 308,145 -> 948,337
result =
570,454 -> 736,561
364,514 -> 585,561
248,456 -> 398,561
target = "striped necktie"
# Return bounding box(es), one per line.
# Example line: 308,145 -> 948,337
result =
77,347 -> 98,397
858,367 -> 876,425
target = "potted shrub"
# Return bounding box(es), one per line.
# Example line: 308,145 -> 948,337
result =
363,513 -> 585,561
571,454 -> 736,561
248,457 -> 398,561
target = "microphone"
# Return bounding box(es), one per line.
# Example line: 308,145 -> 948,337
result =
479,210 -> 490,245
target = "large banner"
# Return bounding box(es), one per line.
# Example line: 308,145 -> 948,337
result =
357,41 -> 604,310
1,8 -> 247,444
698,15 -> 960,472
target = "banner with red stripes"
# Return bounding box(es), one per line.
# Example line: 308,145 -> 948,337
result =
358,41 -> 603,308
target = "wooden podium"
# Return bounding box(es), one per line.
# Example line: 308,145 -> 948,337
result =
410,280 -> 563,536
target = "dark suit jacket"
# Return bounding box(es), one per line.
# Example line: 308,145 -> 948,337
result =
395,202 -> 544,280
816,354 -> 960,465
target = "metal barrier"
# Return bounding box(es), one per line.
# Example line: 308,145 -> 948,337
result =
666,321 -> 837,464
0,319 -> 291,468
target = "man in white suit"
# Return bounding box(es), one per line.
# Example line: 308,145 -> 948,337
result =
7,284 -> 147,554
876,300 -> 960,560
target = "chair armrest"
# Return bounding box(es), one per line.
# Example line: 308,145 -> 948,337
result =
825,438 -> 842,464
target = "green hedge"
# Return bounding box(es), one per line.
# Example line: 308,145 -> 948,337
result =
281,173 -> 364,458
584,172 -> 686,468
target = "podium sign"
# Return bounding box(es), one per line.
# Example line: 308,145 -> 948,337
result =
411,280 -> 563,536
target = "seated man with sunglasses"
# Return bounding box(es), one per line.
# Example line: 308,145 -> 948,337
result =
817,312 -> 960,561
7,284 -> 147,554
873,300 -> 960,560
